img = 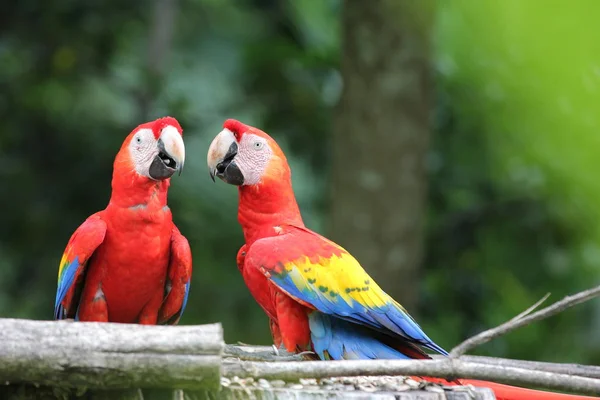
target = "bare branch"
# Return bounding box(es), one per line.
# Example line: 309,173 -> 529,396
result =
223,358 -> 600,396
441,355 -> 600,379
450,285 -> 600,358
508,292 -> 550,323
225,345 -> 600,380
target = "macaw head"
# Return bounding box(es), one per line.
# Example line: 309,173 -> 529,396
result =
206,119 -> 289,186
117,116 -> 185,181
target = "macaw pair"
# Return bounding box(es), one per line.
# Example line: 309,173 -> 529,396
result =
55,117 -> 591,400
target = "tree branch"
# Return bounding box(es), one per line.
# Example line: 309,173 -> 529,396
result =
508,292 -> 550,323
223,358 -> 600,396
450,285 -> 600,358
441,355 -> 600,379
225,345 -> 600,380
0,319 -> 223,390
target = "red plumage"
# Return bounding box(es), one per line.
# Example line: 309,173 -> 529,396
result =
55,117 -> 191,325
138,116 -> 182,139
214,119 -> 595,400
224,118 -> 250,139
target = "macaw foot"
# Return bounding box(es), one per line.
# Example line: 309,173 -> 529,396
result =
271,344 -> 300,358
224,344 -> 305,361
272,344 -> 317,360
56,318 -> 76,322
297,350 -> 318,360
271,344 -> 281,356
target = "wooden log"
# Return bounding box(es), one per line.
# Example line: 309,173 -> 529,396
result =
0,319 -> 223,391
0,385 -> 217,400
2,321 -> 597,399
0,377 -> 493,399
0,385 -> 147,400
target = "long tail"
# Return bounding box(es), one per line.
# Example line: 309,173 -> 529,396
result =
419,377 -> 598,400
306,316 -> 597,399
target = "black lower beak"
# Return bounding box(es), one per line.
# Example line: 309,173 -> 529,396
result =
149,139 -> 178,180
215,160 -> 244,186
150,154 -> 177,180
212,142 -> 244,185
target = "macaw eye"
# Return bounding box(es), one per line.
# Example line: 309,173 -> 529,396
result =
253,141 -> 264,150
136,136 -> 142,144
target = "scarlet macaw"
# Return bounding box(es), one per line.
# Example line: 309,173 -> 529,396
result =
207,118 -> 594,400
54,116 -> 192,325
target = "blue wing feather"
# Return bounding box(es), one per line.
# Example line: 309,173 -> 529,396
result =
250,225 -> 448,358
271,270 -> 447,356
158,227 -> 192,325
53,214 -> 106,320
180,281 -> 191,318
309,312 -> 414,360
54,256 -> 80,319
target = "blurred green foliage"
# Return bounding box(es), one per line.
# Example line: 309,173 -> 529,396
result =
423,0 -> 600,363
0,0 -> 597,364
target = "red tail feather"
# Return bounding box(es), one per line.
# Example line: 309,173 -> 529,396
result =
416,377 -> 597,400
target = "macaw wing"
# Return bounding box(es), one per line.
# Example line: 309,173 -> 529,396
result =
54,213 -> 107,320
245,224 -> 447,355
158,225 -> 192,325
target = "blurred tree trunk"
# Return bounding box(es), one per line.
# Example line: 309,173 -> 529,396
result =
330,0 -> 434,312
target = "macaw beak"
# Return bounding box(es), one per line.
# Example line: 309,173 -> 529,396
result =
206,128 -> 244,185
149,125 -> 186,180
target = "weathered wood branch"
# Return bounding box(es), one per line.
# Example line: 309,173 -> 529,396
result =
508,292 -> 551,322
0,319 -> 224,390
441,355 -> 600,380
224,345 -> 600,381
222,358 -> 600,396
450,285 -> 600,357
2,318 -> 599,398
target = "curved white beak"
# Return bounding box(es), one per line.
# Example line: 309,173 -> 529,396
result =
159,125 -> 185,174
207,128 -> 237,182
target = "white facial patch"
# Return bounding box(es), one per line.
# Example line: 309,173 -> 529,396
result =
129,128 -> 158,177
236,133 -> 273,185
